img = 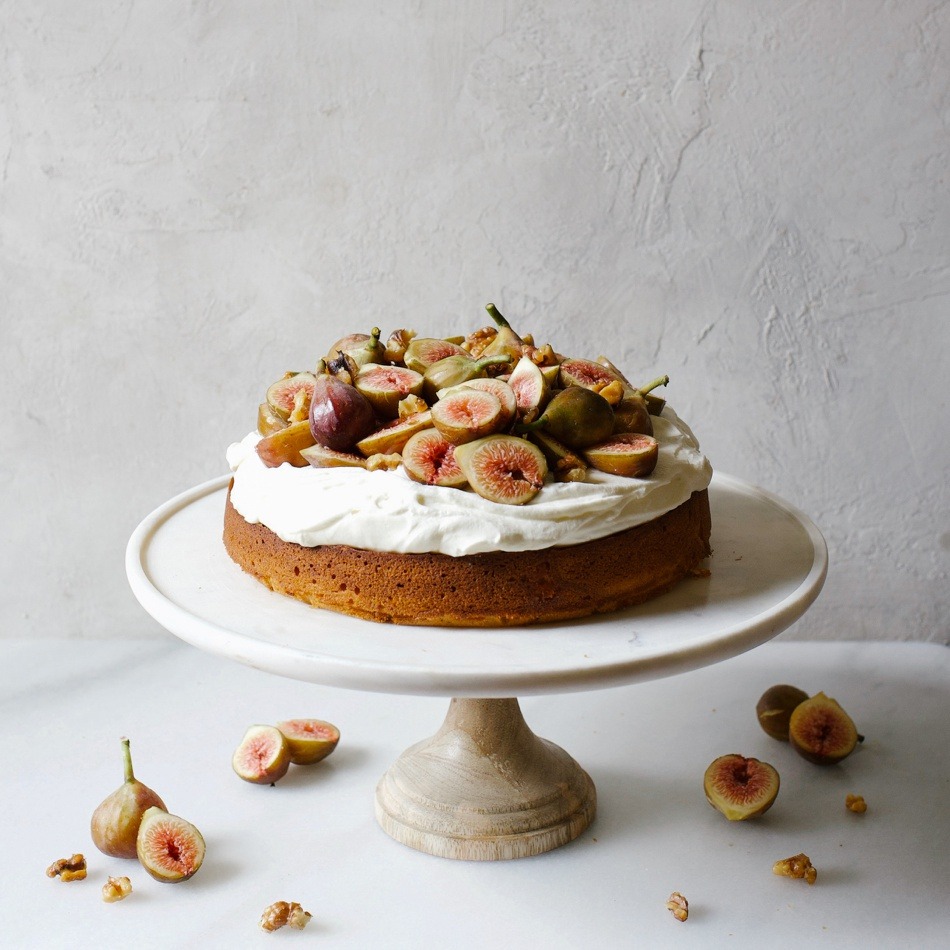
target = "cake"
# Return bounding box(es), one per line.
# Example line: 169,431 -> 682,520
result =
223,307 -> 713,626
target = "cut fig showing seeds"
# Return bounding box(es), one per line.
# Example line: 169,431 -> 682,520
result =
703,754 -> 780,821
355,363 -> 425,419
402,429 -> 467,487
788,692 -> 860,765
276,719 -> 341,765
431,388 -> 504,445
299,443 -> 367,469
507,356 -> 549,423
454,435 -> 548,505
404,337 -> 467,373
232,724 -> 292,785
450,377 -> 518,430
558,357 -> 620,390
136,806 -> 205,883
355,411 -> 432,457
266,372 -> 318,421
756,684 -> 809,741
583,432 -> 659,477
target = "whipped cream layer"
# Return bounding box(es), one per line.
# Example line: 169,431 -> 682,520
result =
227,409 -> 712,557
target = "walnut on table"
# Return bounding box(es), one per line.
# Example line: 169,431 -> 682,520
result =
102,876 -> 132,902
46,854 -> 87,882
846,793 -> 868,813
260,901 -> 312,932
773,852 -> 817,885
665,891 -> 689,921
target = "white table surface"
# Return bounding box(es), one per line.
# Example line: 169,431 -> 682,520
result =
3,639 -> 948,949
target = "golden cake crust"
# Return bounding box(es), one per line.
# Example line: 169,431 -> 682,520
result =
223,486 -> 712,627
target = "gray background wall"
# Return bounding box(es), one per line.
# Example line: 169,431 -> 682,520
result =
2,1 -> 947,642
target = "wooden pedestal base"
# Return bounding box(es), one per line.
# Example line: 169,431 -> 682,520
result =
375,698 -> 596,861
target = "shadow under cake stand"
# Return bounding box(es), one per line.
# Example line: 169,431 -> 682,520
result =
127,472 -> 827,861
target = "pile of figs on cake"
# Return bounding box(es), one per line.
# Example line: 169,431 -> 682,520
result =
254,304 -> 671,505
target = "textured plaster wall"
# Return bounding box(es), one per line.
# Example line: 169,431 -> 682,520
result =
1,1 -> 947,642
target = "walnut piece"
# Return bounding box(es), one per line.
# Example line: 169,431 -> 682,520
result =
773,852 -> 817,885
260,901 -> 312,933
46,854 -> 87,882
462,326 -> 496,357
666,891 -> 688,921
846,793 -> 867,814
102,876 -> 132,903
365,452 -> 403,472
398,394 -> 428,419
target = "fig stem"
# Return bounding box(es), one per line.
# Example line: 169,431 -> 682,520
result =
637,374 -> 669,396
485,303 -> 513,331
370,327 -> 381,342
121,737 -> 134,784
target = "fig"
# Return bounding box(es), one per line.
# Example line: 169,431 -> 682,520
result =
612,391 -> 653,436
257,401 -> 289,437
454,434 -> 548,505
309,374 -> 376,452
276,719 -> 341,765
355,363 -> 425,418
703,754 -> 780,821
507,355 -> 550,423
232,724 -> 292,785
256,420 -> 316,468
788,692 -> 860,765
520,386 -> 614,449
136,806 -> 205,883
266,372 -> 318,421
355,411 -> 432,456
90,738 -> 167,859
431,388 -> 504,445
526,429 -> 588,482
325,327 -> 387,368
402,429 -> 467,487
441,377 -> 518,430
559,357 -> 620,391
756,684 -> 809,741
583,432 -> 659,478
404,337 -> 467,373
422,353 -> 511,401
299,442 -> 367,469
481,303 -> 527,363
385,327 -> 417,365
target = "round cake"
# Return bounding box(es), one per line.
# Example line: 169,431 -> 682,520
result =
222,311 -> 713,627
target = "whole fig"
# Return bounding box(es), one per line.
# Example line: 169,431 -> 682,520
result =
309,374 -> 376,451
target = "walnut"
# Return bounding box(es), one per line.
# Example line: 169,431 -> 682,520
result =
365,453 -> 402,472
593,379 -> 625,406
846,793 -> 868,814
522,342 -> 558,367
46,854 -> 87,882
398,394 -> 428,419
259,900 -> 312,932
665,891 -> 688,921
462,326 -> 496,357
288,387 -> 311,423
102,876 -> 132,902
772,852 -> 817,885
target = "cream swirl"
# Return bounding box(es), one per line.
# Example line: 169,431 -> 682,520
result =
227,408 -> 712,556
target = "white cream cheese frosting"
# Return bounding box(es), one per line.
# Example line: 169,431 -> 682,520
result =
227,408 -> 712,557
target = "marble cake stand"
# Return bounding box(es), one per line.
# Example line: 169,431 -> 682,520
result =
126,472 -> 827,861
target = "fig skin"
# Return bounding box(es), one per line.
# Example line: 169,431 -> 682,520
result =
521,386 -> 614,449
276,719 -> 341,765
91,738 -> 167,859
788,692 -> 860,765
136,806 -> 205,883
756,684 -> 809,741
232,725 -> 292,785
703,754 -> 780,821
308,374 -> 377,452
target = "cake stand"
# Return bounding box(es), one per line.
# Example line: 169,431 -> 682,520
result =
126,472 -> 826,861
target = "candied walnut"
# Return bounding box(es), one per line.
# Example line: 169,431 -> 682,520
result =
398,393 -> 428,419
846,793 -> 867,814
462,326 -> 496,357
46,854 -> 87,882
365,452 -> 403,472
102,876 -> 132,903
665,891 -> 688,921
522,342 -> 559,367
385,328 -> 416,365
288,387 -> 311,424
260,901 -> 312,932
772,852 -> 817,885
593,379 -> 625,406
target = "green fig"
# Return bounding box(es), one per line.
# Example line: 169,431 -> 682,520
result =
91,738 -> 167,859
518,386 -> 615,449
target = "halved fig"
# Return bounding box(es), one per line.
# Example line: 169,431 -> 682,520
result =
558,357 -> 620,390
441,377 -> 518,430
402,429 -> 467,487
256,420 -> 316,468
703,754 -> 780,821
431,388 -> 504,445
276,719 -> 341,765
355,363 -> 425,418
404,337 -> 467,373
232,725 -> 292,785
507,356 -> 549,423
299,443 -> 367,469
266,372 -> 318,421
384,327 -> 417,365
788,692 -> 860,765
756,684 -> 809,741
136,806 -> 205,883
257,402 -> 289,437
454,435 -> 548,505
583,432 -> 659,477
355,411 -> 432,456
